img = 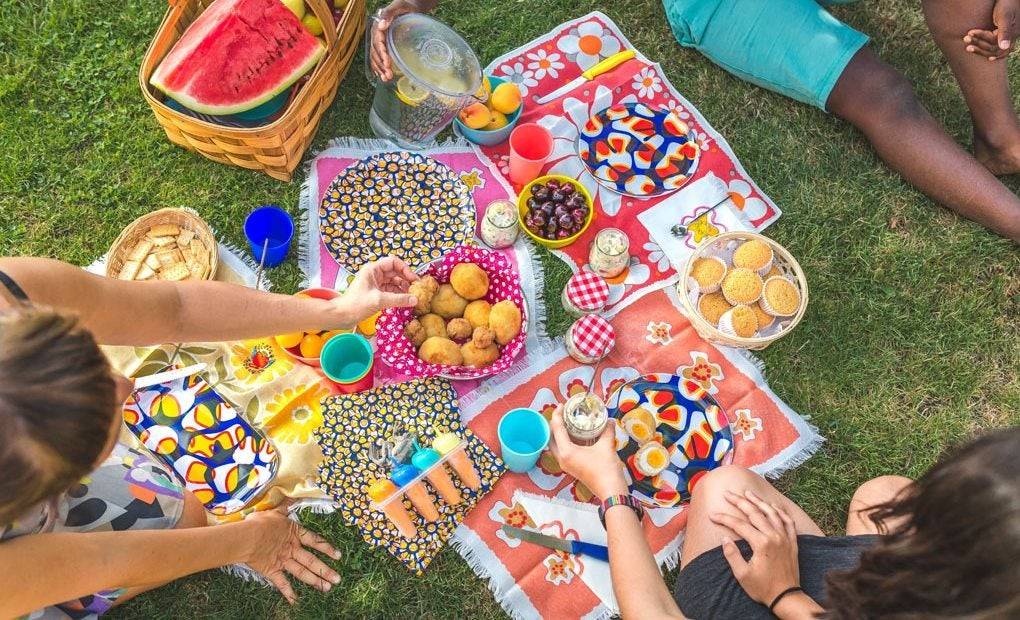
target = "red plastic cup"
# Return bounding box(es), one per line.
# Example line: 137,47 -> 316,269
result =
509,123 -> 553,186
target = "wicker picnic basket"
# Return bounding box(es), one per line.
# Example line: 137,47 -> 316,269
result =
138,0 -> 365,182
678,231 -> 808,350
106,208 -> 218,281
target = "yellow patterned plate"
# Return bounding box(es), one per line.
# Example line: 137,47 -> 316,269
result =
319,151 -> 475,273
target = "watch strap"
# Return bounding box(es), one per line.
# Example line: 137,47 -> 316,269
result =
598,494 -> 644,527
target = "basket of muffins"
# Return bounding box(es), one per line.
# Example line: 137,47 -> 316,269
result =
678,232 -> 807,350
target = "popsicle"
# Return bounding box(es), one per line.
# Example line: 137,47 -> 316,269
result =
412,447 -> 462,505
433,432 -> 481,490
391,463 -> 439,522
368,478 -> 417,539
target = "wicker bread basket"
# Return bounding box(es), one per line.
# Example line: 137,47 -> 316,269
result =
139,0 -> 365,182
678,231 -> 808,350
106,208 -> 218,281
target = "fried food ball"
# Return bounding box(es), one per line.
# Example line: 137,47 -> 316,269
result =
419,313 -> 447,340
430,283 -> 469,319
488,300 -> 522,346
409,275 -> 439,316
450,263 -> 490,300
446,318 -> 473,340
463,300 -> 492,329
418,336 -> 464,366
461,341 -> 499,367
472,326 -> 495,348
404,318 -> 427,347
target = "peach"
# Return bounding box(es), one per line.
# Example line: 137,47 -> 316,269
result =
484,110 -> 509,130
459,102 -> 490,130
490,82 -> 521,115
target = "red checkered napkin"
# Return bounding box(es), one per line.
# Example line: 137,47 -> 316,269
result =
571,315 -> 615,358
565,271 -> 609,312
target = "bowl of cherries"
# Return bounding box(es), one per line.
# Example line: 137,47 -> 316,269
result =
517,175 -> 595,248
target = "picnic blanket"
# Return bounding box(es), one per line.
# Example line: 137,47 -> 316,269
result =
93,244 -> 335,517
470,11 -> 782,313
453,283 -> 821,620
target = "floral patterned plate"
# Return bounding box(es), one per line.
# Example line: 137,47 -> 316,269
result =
319,151 -> 475,273
576,103 -> 700,198
607,372 -> 733,508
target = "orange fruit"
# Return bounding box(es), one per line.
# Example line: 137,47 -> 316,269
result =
275,332 -> 304,349
299,333 -> 325,358
357,312 -> 381,336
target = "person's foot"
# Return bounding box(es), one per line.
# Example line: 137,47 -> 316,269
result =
973,131 -> 1020,176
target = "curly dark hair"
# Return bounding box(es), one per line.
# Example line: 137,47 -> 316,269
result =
824,427 -> 1020,619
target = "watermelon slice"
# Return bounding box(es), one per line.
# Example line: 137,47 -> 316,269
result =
151,0 -> 325,115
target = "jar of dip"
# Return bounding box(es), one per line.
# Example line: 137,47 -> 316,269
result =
480,200 -> 519,249
589,228 -> 630,278
565,314 -> 616,365
561,271 -> 610,318
563,391 -> 609,446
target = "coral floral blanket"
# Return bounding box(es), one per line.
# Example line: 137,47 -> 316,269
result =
453,285 -> 820,620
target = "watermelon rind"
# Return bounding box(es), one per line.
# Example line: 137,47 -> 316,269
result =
150,0 -> 326,116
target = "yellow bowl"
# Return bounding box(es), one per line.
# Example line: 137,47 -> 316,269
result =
517,175 -> 595,249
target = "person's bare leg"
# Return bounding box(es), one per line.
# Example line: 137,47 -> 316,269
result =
922,0 -> 1020,175
828,48 -> 1020,240
845,475 -> 912,535
681,465 -> 823,569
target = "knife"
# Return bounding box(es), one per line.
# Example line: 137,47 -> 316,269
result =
535,50 -> 637,105
133,363 -> 207,390
501,525 -> 610,562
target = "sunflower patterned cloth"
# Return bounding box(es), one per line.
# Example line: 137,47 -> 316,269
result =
314,377 -> 505,575
470,11 -> 783,314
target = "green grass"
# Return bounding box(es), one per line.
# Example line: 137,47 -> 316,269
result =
2,0 -> 1019,617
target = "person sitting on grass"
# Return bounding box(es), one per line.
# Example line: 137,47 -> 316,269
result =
0,255 -> 419,619
549,408 -> 1020,619
662,0 -> 1020,242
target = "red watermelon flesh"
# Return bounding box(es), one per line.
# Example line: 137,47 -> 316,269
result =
151,0 -> 325,115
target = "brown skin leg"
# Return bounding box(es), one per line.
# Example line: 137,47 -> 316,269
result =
681,465 -> 823,569
827,48 -> 1020,241
922,0 -> 1020,175
845,475 -> 912,536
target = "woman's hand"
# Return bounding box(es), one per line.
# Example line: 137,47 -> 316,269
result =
332,256 -> 418,327
369,0 -> 437,81
964,0 -> 1018,60
709,490 -> 801,606
548,406 -> 628,500
243,508 -> 342,604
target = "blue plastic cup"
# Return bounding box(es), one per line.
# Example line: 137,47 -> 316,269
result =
497,408 -> 550,473
244,205 -> 293,268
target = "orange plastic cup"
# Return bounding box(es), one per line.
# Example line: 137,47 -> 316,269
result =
509,123 -> 553,186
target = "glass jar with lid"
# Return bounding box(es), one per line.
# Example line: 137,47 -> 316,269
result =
588,228 -> 630,279
564,314 -> 616,365
479,200 -> 519,249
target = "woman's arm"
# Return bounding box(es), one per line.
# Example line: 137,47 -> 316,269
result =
548,408 -> 685,619
0,256 -> 417,346
0,508 -> 340,617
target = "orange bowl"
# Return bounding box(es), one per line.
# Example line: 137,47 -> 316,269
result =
517,175 -> 595,249
276,287 -> 345,367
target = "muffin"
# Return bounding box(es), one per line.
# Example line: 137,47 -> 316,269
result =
697,291 -> 732,326
718,304 -> 759,339
689,256 -> 727,293
720,267 -> 764,305
732,239 -> 774,275
751,303 -> 775,331
760,276 -> 801,317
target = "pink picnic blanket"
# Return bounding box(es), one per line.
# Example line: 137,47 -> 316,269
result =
470,11 -> 782,313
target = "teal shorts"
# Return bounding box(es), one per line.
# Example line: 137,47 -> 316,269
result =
663,0 -> 869,111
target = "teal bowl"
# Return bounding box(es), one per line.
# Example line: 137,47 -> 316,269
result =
454,75 -> 523,147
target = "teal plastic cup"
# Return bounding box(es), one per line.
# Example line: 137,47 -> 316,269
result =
497,408 -> 550,473
319,333 -> 374,393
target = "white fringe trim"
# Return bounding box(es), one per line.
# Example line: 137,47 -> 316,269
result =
220,563 -> 272,587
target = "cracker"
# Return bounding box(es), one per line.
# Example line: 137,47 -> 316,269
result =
190,239 -> 210,265
137,264 -> 156,281
144,254 -> 162,271
148,224 -> 181,237
156,248 -> 184,267
158,263 -> 190,281
187,260 -> 205,279
127,239 -> 154,262
149,235 -> 177,247
117,260 -> 141,281
176,229 -> 195,247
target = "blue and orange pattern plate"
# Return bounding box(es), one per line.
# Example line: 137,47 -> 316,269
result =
607,373 -> 733,509
577,103 -> 700,198
123,368 -> 279,515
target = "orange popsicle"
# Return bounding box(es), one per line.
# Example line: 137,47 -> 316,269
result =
413,448 -> 462,505
433,433 -> 481,490
368,479 -> 417,539
392,464 -> 439,522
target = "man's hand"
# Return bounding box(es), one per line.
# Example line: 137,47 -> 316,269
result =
964,0 -> 1018,60
333,256 -> 418,327
547,406 -> 628,500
